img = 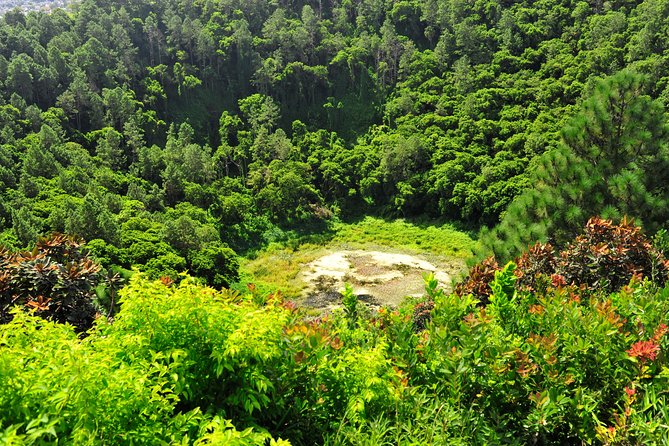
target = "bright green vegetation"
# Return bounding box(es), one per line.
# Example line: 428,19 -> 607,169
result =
484,70 -> 669,260
0,278 -> 295,445
330,217 -> 475,258
239,243 -> 324,298
239,217 -> 475,298
4,220 -> 669,444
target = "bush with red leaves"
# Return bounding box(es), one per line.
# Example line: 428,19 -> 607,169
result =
0,234 -> 101,332
556,217 -> 669,291
515,242 -> 557,291
454,256 -> 500,305
412,300 -> 435,331
458,217 -> 669,303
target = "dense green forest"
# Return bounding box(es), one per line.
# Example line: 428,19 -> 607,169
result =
4,0 -> 669,443
2,0 -> 669,280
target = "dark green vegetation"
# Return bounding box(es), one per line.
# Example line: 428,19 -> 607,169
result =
2,0 -> 669,280
0,233 -> 102,332
3,219 -> 669,444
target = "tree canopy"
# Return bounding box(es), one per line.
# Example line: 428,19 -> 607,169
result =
1,0 -> 669,280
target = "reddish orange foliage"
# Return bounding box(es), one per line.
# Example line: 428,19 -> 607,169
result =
627,340 -> 660,363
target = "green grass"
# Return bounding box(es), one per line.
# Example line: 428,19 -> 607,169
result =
235,242 -> 327,297
236,217 -> 476,298
330,217 -> 475,259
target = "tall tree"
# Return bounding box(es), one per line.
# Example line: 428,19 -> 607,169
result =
483,70 -> 669,260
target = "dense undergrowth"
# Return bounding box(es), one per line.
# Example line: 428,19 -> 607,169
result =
2,218 -> 669,444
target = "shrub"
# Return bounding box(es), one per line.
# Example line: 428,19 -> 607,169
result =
411,273 -> 442,332
432,217 -> 669,443
341,283 -> 358,326
188,243 -> 240,288
556,217 -> 669,291
0,311 -> 288,445
418,266 -> 669,444
515,242 -> 557,292
143,251 -> 187,281
0,233 -> 101,331
454,256 -> 499,304
460,217 -> 669,301
412,300 -> 434,331
101,276 -> 401,442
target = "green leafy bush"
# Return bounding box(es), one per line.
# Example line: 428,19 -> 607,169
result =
6,217 -> 669,445
337,218 -> 669,444
188,243 -> 240,288
414,269 -> 669,444
0,276 -> 295,444
143,251 -> 187,280
1,272 -> 403,444
105,276 -> 291,417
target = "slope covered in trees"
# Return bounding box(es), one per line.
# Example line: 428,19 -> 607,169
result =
2,0 -> 669,279
483,70 -> 669,260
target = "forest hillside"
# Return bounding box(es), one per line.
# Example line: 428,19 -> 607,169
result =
0,0 -> 669,279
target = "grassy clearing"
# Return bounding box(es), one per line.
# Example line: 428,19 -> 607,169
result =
236,217 -> 476,298
236,242 -> 327,297
330,217 -> 475,258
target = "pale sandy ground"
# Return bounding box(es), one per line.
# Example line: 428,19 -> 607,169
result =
298,250 -> 461,310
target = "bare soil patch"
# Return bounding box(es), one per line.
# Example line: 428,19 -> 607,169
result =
298,250 -> 463,311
